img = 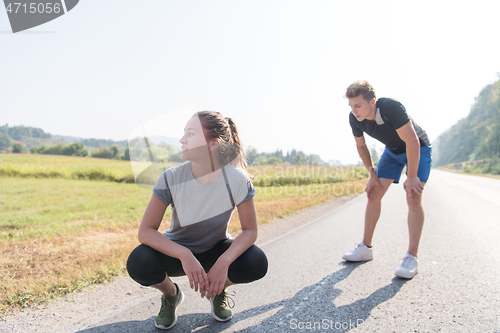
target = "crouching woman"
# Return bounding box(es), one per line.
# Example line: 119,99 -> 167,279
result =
126,111 -> 268,330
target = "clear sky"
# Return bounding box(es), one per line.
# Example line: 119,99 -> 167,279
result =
1,0 -> 499,164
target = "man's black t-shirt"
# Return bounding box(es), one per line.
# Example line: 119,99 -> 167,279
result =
349,98 -> 430,155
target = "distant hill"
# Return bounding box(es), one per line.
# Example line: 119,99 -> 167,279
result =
0,125 -> 181,152
52,135 -> 128,149
434,78 -> 500,167
51,134 -> 181,149
0,125 -> 53,151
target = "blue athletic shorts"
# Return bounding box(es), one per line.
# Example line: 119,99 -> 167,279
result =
375,145 -> 432,184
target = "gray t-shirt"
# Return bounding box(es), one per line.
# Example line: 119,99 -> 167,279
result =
153,162 -> 256,253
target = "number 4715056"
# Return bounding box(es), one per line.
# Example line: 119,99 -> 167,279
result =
5,2 -> 62,14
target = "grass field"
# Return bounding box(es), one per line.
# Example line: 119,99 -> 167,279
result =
0,154 -> 367,315
0,154 -> 368,185
0,154 -> 135,183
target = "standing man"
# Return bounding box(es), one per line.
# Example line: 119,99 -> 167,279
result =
342,80 -> 431,279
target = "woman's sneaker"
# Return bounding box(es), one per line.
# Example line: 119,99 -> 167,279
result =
395,253 -> 418,279
209,290 -> 235,321
342,242 -> 373,262
155,283 -> 184,330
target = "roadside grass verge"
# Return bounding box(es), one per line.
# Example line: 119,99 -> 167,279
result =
1,154 -> 368,185
437,158 -> 500,179
249,164 -> 368,185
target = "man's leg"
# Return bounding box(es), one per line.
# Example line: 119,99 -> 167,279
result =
406,183 -> 425,257
343,177 -> 395,261
363,177 -> 395,247
394,182 -> 425,279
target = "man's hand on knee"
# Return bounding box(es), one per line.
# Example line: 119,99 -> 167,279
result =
366,175 -> 383,198
404,176 -> 423,200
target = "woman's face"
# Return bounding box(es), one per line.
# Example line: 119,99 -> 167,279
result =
179,116 -> 210,161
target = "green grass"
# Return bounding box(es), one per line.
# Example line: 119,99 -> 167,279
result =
0,154 -> 136,182
0,176 -> 153,314
0,177 -> 156,241
248,164 -> 368,185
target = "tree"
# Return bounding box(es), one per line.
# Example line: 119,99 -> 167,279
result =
30,142 -> 89,156
266,157 -> 282,165
45,143 -> 65,155
245,147 -> 259,165
158,141 -> 176,156
121,147 -> 130,160
7,125 -> 50,141
110,145 -> 119,158
370,145 -> 380,164
92,145 -> 120,159
0,133 -> 11,150
293,152 -> 307,165
12,143 -> 25,153
435,78 -> 500,166
62,142 -> 89,156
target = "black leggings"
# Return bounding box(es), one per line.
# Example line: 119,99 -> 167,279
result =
127,239 -> 268,286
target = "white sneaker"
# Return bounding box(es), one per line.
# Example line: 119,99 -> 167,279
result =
342,242 -> 373,262
395,253 -> 418,279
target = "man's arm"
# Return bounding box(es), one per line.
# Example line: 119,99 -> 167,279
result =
396,122 -> 423,199
354,135 -> 382,197
355,135 -> 374,172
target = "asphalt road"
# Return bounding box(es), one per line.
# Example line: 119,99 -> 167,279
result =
3,170 -> 500,332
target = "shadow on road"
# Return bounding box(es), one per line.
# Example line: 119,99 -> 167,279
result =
77,262 -> 407,333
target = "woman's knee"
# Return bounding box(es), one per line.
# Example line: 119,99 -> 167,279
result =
231,245 -> 268,282
250,250 -> 268,280
126,244 -> 162,285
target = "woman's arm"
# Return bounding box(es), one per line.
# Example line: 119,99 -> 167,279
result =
138,194 -> 189,258
205,197 -> 258,298
138,194 -> 209,293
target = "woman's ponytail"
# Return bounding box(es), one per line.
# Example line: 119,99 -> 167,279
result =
194,111 -> 249,172
225,117 -> 248,170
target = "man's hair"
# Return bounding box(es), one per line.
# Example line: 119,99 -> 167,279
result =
345,80 -> 376,102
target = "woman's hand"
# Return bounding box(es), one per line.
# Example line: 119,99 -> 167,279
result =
180,253 -> 208,295
205,260 -> 229,299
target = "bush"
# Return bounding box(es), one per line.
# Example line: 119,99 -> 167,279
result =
461,158 -> 500,175
12,143 -> 25,153
62,142 -> 88,156
266,157 -> 282,165
92,145 -> 120,159
31,142 -> 89,157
